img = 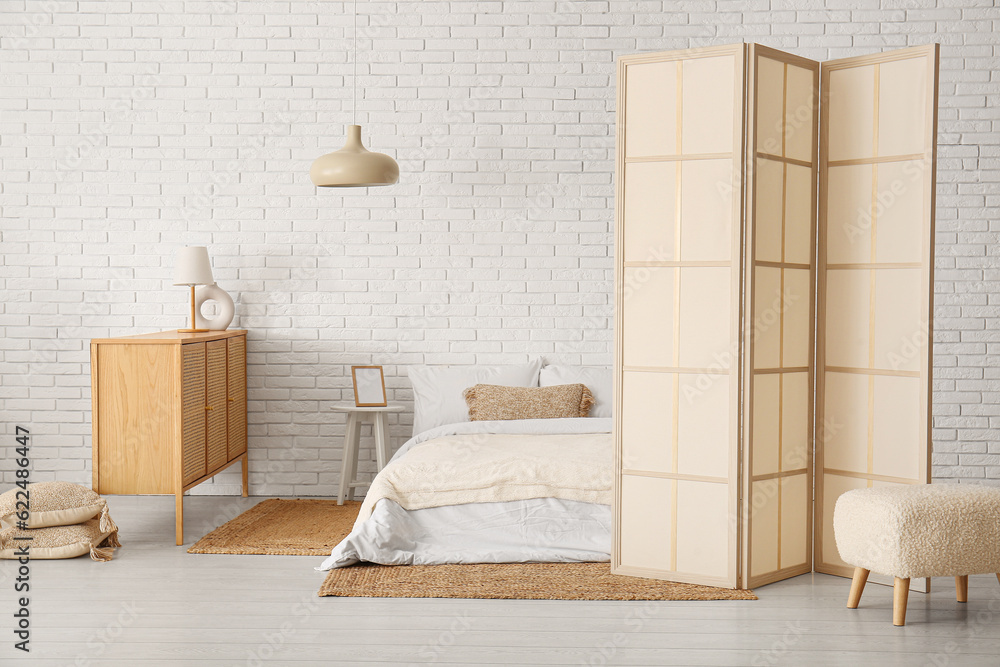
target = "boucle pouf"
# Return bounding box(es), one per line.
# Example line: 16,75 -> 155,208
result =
834,484 -> 1000,626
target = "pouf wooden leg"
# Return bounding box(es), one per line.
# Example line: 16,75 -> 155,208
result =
956,576 -> 969,603
893,578 -> 910,626
848,567 -> 870,609
996,574 -> 1000,587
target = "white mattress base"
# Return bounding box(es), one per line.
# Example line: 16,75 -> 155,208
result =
317,497 -> 611,570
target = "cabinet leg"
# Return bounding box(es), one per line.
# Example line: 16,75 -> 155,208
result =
175,492 -> 184,546
241,453 -> 249,498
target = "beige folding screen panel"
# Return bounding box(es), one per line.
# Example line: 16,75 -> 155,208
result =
614,43 -> 937,589
743,46 -> 819,588
613,44 -> 744,588
815,45 -> 939,590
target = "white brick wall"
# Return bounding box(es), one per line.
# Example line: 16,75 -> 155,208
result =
0,1 -> 997,495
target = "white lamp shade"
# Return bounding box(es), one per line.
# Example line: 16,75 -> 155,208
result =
173,246 -> 214,286
310,125 -> 399,187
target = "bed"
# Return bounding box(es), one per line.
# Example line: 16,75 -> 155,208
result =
317,416 -> 614,570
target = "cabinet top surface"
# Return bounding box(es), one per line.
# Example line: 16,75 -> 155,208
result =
91,329 -> 247,345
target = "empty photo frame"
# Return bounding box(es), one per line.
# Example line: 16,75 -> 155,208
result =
352,366 -> 387,407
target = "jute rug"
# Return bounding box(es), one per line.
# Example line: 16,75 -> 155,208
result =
188,498 -> 361,556
189,498 -> 756,600
319,562 -> 757,601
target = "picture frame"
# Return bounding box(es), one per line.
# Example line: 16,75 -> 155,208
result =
351,365 -> 387,407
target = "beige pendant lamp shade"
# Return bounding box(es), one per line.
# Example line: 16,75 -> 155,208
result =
310,125 -> 399,187
310,0 -> 398,188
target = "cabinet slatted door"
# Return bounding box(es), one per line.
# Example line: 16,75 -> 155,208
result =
815,44 -> 938,592
205,339 -> 229,472
227,336 -> 247,458
742,45 -> 819,588
613,44 -> 745,588
181,343 -> 207,486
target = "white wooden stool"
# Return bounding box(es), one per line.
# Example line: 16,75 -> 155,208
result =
332,404 -> 404,505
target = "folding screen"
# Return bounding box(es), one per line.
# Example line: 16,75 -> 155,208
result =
614,43 -> 938,589
815,45 -> 939,591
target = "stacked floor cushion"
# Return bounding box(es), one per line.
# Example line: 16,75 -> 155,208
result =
0,481 -> 120,561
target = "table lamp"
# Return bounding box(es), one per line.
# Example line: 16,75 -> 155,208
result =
173,246 -> 214,333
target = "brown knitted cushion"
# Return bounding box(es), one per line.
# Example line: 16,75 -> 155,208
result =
0,518 -> 121,561
463,383 -> 594,421
0,481 -> 117,537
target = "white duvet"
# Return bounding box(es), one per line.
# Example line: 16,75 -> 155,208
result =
317,418 -> 613,570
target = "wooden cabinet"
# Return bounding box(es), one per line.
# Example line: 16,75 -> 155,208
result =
91,330 -> 248,545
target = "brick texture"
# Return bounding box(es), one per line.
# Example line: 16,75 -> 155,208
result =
0,1 -> 997,494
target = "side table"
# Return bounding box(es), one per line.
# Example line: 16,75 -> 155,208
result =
331,404 -> 405,505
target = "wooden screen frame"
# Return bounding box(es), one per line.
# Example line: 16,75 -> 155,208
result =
613,43 -> 746,588
814,44 -> 939,590
741,44 -> 820,589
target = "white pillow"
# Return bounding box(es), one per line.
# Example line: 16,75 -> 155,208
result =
539,365 -> 613,418
408,361 -> 541,436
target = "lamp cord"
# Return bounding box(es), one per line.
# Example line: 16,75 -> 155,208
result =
353,0 -> 357,127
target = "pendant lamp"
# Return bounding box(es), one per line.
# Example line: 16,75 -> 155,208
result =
311,0 -> 399,187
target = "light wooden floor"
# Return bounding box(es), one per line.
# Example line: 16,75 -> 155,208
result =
4,496 -> 1000,666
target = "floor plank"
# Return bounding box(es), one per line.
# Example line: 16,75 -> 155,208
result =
3,495 -> 1000,666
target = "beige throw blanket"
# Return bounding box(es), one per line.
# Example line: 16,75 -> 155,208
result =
355,433 -> 613,526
